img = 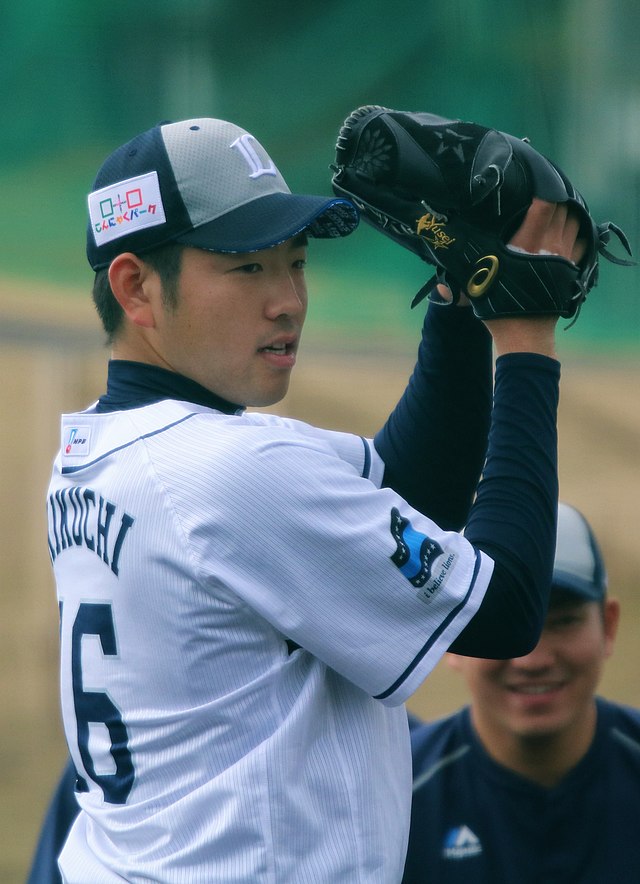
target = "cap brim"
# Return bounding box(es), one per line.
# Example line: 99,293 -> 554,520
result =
175,192 -> 358,253
552,571 -> 604,601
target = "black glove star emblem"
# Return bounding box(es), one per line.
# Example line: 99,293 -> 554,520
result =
433,128 -> 474,162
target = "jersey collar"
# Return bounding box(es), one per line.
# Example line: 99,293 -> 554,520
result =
95,360 -> 244,415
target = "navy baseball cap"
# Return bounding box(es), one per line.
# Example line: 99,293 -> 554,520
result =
86,117 -> 359,270
552,502 -> 607,601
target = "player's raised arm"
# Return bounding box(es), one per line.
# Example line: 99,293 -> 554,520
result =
334,106 -> 632,658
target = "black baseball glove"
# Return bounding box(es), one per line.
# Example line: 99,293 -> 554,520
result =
331,105 -> 633,321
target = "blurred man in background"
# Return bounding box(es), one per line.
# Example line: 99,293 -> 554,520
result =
404,501 -> 640,883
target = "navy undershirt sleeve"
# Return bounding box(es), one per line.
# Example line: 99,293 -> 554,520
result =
375,303 -> 493,530
375,302 -> 560,658
449,353 -> 560,657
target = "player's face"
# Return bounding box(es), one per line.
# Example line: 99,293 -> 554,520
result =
151,237 -> 309,406
448,597 -> 619,747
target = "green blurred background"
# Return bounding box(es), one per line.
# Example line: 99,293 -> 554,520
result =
1,2 -> 639,879
2,0 -> 639,350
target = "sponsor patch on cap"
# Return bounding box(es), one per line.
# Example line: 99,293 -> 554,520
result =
88,171 -> 167,247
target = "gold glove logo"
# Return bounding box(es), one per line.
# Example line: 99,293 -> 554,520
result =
467,255 -> 499,297
416,213 -> 455,249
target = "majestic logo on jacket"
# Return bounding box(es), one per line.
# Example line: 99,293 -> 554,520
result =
442,825 -> 483,859
389,507 -> 454,595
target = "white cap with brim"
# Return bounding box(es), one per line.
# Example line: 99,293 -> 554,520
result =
86,118 -> 359,270
552,502 -> 607,601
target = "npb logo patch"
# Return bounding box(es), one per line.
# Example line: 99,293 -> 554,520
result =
64,425 -> 91,457
389,507 -> 456,599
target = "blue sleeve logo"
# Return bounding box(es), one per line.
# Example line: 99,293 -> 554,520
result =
389,507 -> 445,589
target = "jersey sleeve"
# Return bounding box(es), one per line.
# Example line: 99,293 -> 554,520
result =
151,416 -> 493,706
243,411 -> 386,488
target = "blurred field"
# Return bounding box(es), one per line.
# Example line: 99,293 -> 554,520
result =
1,280 -> 638,881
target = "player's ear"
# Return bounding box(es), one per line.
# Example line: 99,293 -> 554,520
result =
602,598 -> 620,656
108,252 -> 159,329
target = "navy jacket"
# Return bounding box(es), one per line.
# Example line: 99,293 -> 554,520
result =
405,698 -> 640,883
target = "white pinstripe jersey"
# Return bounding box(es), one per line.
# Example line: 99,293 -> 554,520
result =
47,398 -> 493,882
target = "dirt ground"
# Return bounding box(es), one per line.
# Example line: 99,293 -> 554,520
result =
1,280 -> 638,881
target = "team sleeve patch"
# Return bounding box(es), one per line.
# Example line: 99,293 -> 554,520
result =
389,507 -> 457,600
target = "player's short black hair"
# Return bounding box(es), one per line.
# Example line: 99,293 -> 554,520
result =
549,587 -> 607,619
92,243 -> 186,344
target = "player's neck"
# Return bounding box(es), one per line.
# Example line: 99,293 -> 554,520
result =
473,702 -> 598,788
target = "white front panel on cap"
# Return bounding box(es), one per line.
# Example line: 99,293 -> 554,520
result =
161,118 -> 290,228
88,170 -> 167,247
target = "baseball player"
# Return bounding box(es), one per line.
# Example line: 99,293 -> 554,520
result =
404,502 -> 640,884
44,114 -> 585,881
